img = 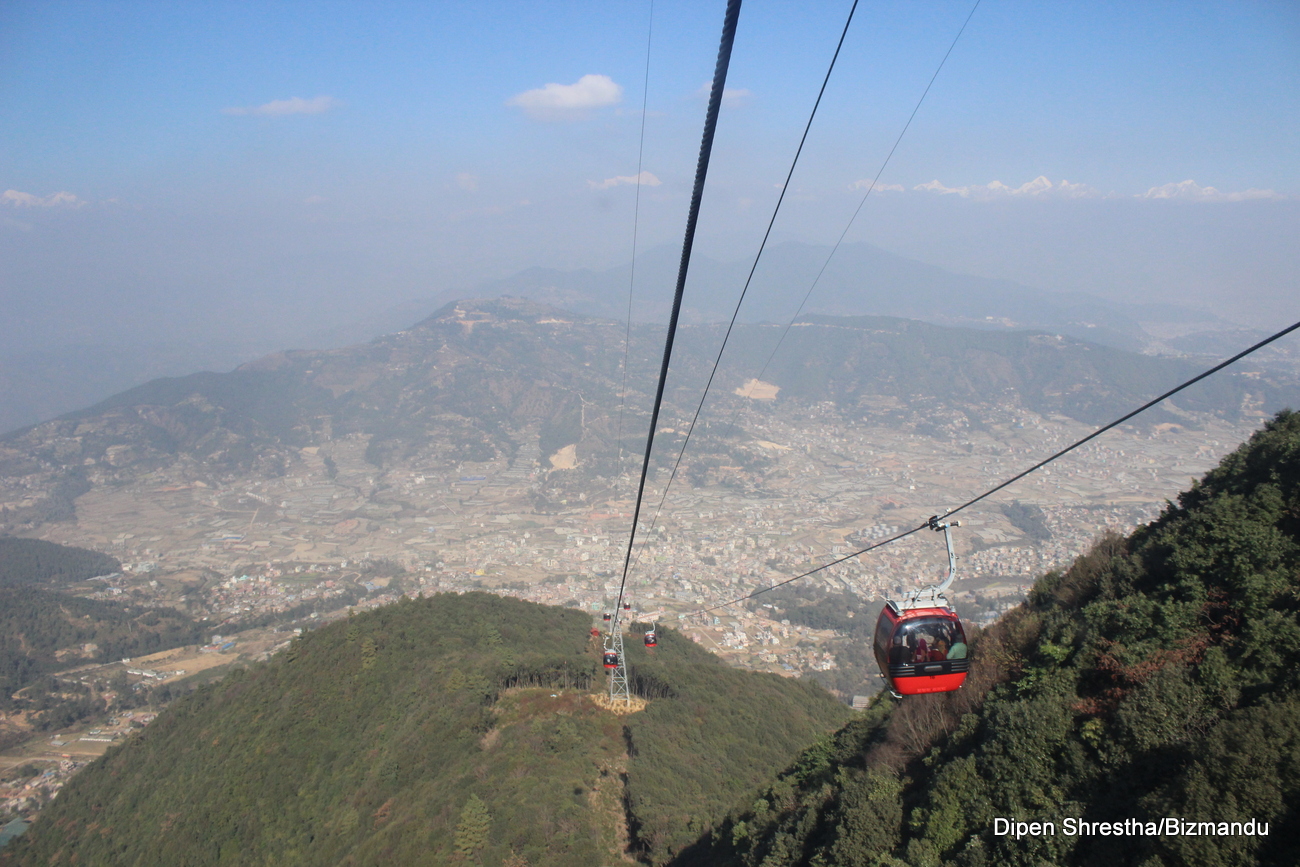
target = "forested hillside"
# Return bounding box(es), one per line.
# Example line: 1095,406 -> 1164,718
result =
751,585 -> 883,698
4,593 -> 848,867
0,538 -> 195,725
0,587 -> 202,703
673,410 -> 1300,867
0,536 -> 120,586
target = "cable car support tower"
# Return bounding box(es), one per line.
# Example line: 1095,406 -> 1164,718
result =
606,0 -> 741,706
607,623 -> 630,704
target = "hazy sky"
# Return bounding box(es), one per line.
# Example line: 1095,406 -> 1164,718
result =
2,0 -> 1297,355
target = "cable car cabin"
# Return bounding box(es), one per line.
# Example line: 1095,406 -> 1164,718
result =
873,603 -> 968,696
871,517 -> 969,697
622,602 -> 632,611
644,631 -> 657,648
602,612 -> 612,622
603,650 -> 620,669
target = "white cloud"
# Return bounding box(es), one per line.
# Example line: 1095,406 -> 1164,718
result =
908,176 -> 1284,202
222,95 -> 341,117
587,171 -> 661,191
508,74 -> 622,120
849,180 -> 904,193
914,176 -> 1104,199
456,172 -> 479,192
3,189 -> 86,208
1141,180 -> 1283,202
1053,179 -> 1100,197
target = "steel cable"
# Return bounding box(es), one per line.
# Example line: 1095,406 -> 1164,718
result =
614,0 -> 656,499
627,0 -> 979,577
613,0 -> 742,629
695,317 -> 1300,616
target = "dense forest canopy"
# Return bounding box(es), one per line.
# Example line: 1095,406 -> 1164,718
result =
0,538 -> 195,722
674,410 -> 1300,867
0,586 -> 201,703
0,537 -> 120,587
4,592 -> 848,866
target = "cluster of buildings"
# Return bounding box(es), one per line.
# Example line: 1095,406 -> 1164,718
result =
14,399 -> 1256,683
0,394 -> 1268,840
0,761 -> 84,831
0,710 -> 162,832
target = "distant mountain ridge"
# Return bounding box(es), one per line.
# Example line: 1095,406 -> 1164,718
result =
0,241 -> 1257,436
476,241 -> 1228,353
3,299 -> 1296,531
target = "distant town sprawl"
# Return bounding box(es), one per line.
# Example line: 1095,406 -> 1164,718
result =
6,397 -> 1252,683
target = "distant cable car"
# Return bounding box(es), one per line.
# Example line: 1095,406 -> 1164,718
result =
602,612 -> 612,622
623,602 -> 632,611
644,630 -> 657,648
873,517 -> 969,697
603,650 -> 620,669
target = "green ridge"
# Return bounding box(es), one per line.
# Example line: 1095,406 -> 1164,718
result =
4,592 -> 849,866
0,586 -> 201,700
674,410 -> 1300,867
0,537 -> 120,587
0,538 -> 199,743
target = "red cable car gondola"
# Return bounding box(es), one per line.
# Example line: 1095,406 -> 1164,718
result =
873,518 -> 969,697
602,611 -> 612,622
623,602 -> 632,611
603,650 -> 620,669
644,629 -> 657,648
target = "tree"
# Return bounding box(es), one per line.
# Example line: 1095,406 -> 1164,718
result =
454,794 -> 491,861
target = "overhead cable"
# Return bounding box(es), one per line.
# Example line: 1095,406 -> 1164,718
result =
614,0 -> 656,498
628,0 -> 979,576
722,0 -> 983,438
613,0 -> 742,629
695,317 -> 1300,616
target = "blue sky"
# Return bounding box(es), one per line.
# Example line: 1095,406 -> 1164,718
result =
2,0 -> 1297,355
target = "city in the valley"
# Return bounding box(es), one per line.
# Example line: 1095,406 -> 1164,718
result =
7,395 -> 1252,681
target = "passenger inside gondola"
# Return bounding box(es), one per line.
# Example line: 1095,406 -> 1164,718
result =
947,628 -> 968,659
894,618 -> 967,664
888,634 -> 910,665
